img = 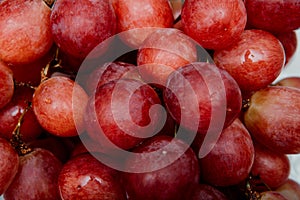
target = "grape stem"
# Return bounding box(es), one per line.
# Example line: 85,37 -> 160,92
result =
10,102 -> 33,156
245,175 -> 272,200
40,47 -> 62,83
14,81 -> 36,90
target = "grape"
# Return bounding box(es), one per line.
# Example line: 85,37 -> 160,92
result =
244,0 -> 300,33
7,46 -> 55,87
181,0 -> 247,50
275,31 -> 298,65
0,61 -> 14,109
85,78 -> 163,150
0,0 -> 53,64
137,28 -> 197,87
4,148 -> 62,200
214,29 -> 285,92
32,76 -> 88,137
276,77 -> 300,89
122,136 -> 199,200
71,134 -> 103,158
58,153 -> 126,200
187,184 -> 229,200
244,86 -> 300,154
276,179 -> 300,200
51,0 -> 116,59
251,143 -> 290,189
164,62 -> 242,135
199,119 -> 254,187
0,86 -> 43,142
260,191 -> 288,200
0,137 -> 18,195
85,61 -> 139,95
28,136 -> 72,163
111,0 -> 174,47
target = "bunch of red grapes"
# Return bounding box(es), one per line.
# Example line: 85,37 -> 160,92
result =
0,0 -> 300,199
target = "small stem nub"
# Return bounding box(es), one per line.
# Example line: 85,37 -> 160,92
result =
242,98 -> 251,112
10,102 -> 33,156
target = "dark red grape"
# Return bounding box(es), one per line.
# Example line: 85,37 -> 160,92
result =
122,136 -> 199,200
33,76 -> 88,137
111,0 -> 174,47
0,137 -> 18,195
51,0 -> 116,58
0,61 -> 14,109
71,135 -> 103,158
251,143 -> 290,189
244,86 -> 300,154
58,153 -> 126,200
187,184 -> 229,200
214,29 -> 285,92
0,0 -> 53,64
85,61 -> 139,95
245,0 -> 300,33
275,31 -> 298,65
199,119 -> 254,187
7,46 -> 55,86
181,0 -> 247,50
0,86 -> 43,142
85,79 -> 163,150
28,136 -> 71,163
4,148 -> 62,200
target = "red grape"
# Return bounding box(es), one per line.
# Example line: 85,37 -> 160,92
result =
85,61 -> 139,95
51,0 -> 116,58
0,86 -> 43,142
181,0 -> 247,50
0,137 -> 18,195
260,191 -> 288,200
28,136 -> 71,163
0,0 -> 53,64
275,31 -> 298,65
276,179 -> 300,200
187,184 -> 229,200
137,28 -> 197,87
4,148 -> 62,200
164,62 -> 242,135
111,0 -> 174,47
58,153 -> 126,200
7,45 -> 55,87
85,79 -> 164,150
214,29 -> 285,92
244,86 -> 300,154
33,76 -> 88,137
276,77 -> 300,89
244,0 -> 300,33
122,136 -> 199,200
0,61 -> 14,109
199,119 -> 254,187
251,143 -> 290,189
71,135 -> 103,158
